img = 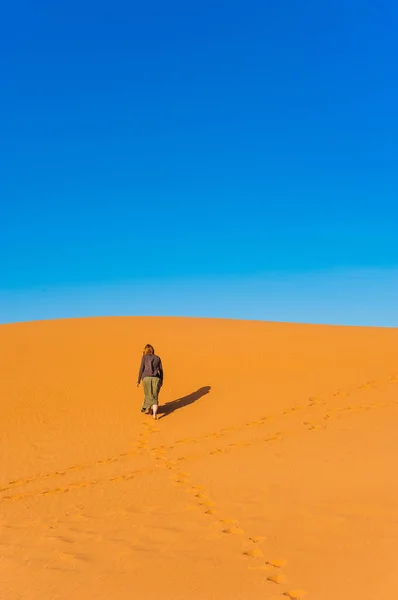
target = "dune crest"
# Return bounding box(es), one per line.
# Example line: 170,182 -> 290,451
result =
1,317 -> 398,599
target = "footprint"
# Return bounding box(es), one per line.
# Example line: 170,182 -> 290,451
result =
199,500 -> 216,508
188,485 -> 204,493
265,435 -> 283,442
267,573 -> 287,584
222,526 -> 244,535
171,473 -> 187,481
306,423 -> 322,430
220,518 -> 238,525
42,488 -> 62,496
243,548 -> 264,559
284,590 -> 307,599
193,492 -> 205,499
266,559 -> 287,568
308,397 -> 324,407
248,536 -> 265,544
190,490 -> 215,507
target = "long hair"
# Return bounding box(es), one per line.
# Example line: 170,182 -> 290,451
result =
143,344 -> 155,355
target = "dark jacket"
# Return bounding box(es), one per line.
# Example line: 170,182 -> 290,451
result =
137,354 -> 163,385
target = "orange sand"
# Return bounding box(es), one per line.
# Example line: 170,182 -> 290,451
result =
1,317 -> 397,600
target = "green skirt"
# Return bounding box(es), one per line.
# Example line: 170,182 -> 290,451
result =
142,376 -> 160,410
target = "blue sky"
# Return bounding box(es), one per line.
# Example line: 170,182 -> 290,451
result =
1,0 -> 397,325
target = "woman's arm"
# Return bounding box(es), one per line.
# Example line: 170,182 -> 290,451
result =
158,359 -> 164,385
137,356 -> 145,385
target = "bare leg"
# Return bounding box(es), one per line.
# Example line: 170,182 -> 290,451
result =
152,403 -> 158,419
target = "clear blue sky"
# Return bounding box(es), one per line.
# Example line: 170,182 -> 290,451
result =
1,0 -> 397,325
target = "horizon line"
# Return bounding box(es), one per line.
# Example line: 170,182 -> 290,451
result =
1,314 -> 397,330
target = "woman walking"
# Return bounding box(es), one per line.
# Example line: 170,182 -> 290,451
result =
137,344 -> 163,419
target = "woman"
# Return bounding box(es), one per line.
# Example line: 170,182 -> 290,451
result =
137,344 -> 163,419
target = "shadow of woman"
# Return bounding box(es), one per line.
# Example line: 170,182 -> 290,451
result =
158,386 -> 211,419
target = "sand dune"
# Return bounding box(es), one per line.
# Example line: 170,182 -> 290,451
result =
1,316 -> 398,599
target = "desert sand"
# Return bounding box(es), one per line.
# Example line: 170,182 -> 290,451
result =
1,316 -> 397,600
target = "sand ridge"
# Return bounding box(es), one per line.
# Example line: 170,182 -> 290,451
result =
1,317 -> 398,599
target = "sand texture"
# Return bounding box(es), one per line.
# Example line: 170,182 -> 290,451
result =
1,316 -> 398,599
